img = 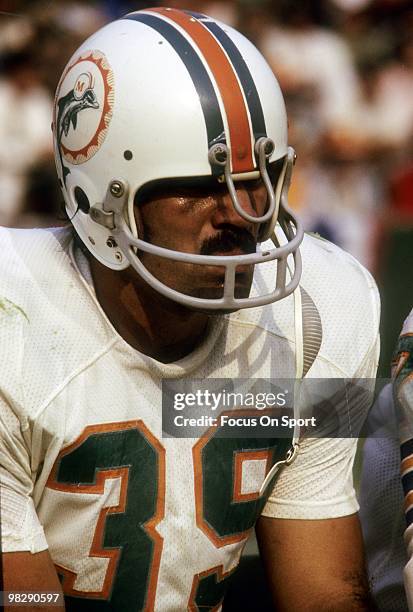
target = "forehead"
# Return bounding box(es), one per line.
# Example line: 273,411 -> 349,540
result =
136,176 -> 227,205
135,159 -> 284,206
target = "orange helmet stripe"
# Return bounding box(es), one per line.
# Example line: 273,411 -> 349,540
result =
146,7 -> 254,174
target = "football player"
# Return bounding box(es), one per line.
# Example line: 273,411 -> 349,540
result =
358,383 -> 408,611
0,7 -> 380,611
393,309 -> 413,611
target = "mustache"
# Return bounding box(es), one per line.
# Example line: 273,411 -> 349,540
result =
200,226 -> 256,256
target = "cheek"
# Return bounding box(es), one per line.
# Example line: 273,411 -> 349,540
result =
136,203 -> 174,245
251,187 -> 269,216
137,202 -> 207,252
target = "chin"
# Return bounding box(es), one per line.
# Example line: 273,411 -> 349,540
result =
184,277 -> 252,311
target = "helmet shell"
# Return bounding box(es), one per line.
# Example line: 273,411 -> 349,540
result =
53,8 -> 288,269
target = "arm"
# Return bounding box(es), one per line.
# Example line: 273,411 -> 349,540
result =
2,551 -> 64,612
256,514 -> 374,611
0,389 -> 63,611
256,427 -> 376,610
393,311 -> 413,610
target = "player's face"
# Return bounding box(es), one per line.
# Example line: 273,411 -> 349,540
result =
134,178 -> 269,306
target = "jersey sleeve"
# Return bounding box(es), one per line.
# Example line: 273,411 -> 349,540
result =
0,298 -> 48,554
0,395 -> 48,553
262,437 -> 359,519
262,330 -> 380,520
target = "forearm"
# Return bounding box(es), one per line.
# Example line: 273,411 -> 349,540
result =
256,514 -> 376,612
2,550 -> 65,612
265,572 -> 374,612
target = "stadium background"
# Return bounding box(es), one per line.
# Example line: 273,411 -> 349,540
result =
0,0 -> 412,609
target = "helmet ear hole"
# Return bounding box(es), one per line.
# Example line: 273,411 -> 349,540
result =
74,187 -> 90,213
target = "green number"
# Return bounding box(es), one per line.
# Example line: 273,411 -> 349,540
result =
191,432 -> 292,610
197,435 -> 292,541
49,422 -> 291,612
51,422 -> 164,611
191,566 -> 237,611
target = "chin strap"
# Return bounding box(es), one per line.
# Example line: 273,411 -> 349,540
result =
258,223 -> 327,496
293,284 -> 304,447
259,269 -> 323,496
259,283 -> 303,495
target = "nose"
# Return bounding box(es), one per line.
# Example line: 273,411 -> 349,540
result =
210,184 -> 258,232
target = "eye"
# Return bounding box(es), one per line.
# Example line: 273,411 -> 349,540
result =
246,179 -> 262,191
242,179 -> 266,194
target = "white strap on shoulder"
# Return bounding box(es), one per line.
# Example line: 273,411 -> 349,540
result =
292,284 -> 304,446
259,249 -> 304,495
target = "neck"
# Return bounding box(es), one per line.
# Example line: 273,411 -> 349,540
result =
89,258 -> 210,363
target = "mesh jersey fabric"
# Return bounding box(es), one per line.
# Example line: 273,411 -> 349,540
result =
0,226 -> 380,610
359,384 -> 408,611
393,307 -> 413,611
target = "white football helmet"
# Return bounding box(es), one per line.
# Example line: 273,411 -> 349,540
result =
53,6 -> 303,311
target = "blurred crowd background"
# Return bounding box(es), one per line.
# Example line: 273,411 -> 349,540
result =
0,0 -> 412,373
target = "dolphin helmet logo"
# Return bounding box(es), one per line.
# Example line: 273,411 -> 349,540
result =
54,50 -> 114,183
57,72 -> 99,141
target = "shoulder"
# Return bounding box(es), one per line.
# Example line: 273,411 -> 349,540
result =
232,233 -> 380,377
301,234 -> 379,376
302,234 -> 380,376
299,232 -> 380,317
0,226 -> 69,311
0,227 -> 114,413
0,223 -> 70,262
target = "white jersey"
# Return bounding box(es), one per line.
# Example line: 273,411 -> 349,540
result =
0,227 -> 379,611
